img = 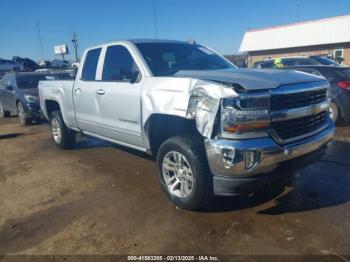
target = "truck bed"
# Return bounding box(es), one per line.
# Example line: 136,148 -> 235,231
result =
38,80 -> 78,128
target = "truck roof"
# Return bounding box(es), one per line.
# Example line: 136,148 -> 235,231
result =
128,39 -> 189,44
85,39 -> 195,51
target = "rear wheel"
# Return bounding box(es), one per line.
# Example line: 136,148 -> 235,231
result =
49,111 -> 75,149
17,102 -> 32,125
156,135 -> 213,210
329,101 -> 339,123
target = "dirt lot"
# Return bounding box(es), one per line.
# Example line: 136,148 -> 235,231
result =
0,117 -> 349,257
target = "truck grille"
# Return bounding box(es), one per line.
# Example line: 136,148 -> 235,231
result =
270,88 -> 327,111
271,111 -> 327,140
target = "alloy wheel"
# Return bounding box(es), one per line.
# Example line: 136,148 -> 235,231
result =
51,118 -> 62,144
18,103 -> 25,124
162,151 -> 194,198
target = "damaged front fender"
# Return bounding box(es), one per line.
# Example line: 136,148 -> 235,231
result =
186,80 -> 237,138
141,77 -> 237,148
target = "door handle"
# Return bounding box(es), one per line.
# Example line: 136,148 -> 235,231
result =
74,88 -> 81,94
96,89 -> 105,95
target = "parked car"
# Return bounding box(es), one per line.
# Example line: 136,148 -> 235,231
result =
38,60 -> 51,68
39,39 -> 334,210
0,58 -> 23,77
49,59 -> 70,69
281,65 -> 350,124
253,56 -> 340,69
12,56 -> 39,71
0,72 -> 55,125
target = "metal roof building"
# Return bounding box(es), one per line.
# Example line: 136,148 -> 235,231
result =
240,15 -> 350,67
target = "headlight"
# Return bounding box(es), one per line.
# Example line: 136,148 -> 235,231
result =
221,93 -> 270,138
25,95 -> 39,103
222,93 -> 269,111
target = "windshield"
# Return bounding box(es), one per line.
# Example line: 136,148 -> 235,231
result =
16,75 -> 55,89
312,57 -> 340,66
135,42 -> 236,76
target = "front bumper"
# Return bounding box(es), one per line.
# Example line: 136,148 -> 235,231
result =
205,120 -> 334,195
24,103 -> 42,119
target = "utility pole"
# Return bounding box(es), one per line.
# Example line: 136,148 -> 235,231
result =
152,0 -> 158,39
72,32 -> 79,62
36,21 -> 45,60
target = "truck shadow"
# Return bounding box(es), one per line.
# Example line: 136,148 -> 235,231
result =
71,135 -> 350,215
208,165 -> 350,214
0,133 -> 23,140
209,140 -> 350,214
257,140 -> 350,215
73,135 -> 153,159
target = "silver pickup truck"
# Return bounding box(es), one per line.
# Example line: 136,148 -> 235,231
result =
39,39 -> 334,210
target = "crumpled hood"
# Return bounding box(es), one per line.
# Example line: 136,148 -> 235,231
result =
175,68 -> 326,90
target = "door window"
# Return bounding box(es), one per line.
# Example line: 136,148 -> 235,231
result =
81,48 -> 102,81
102,45 -> 140,82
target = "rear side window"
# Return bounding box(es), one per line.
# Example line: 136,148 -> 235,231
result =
81,48 -> 101,81
102,45 -> 139,81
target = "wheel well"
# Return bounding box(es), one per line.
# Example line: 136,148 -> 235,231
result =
45,100 -> 61,117
146,114 -> 202,156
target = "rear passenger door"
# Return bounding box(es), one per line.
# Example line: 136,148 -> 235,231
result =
73,47 -> 103,134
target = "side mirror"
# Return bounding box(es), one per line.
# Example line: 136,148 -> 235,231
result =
130,71 -> 141,84
5,85 -> 13,91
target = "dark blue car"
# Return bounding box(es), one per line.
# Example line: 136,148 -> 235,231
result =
0,72 -> 55,125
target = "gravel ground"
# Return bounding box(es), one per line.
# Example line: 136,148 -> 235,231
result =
0,117 -> 349,257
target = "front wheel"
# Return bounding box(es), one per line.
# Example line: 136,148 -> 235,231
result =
156,135 -> 213,210
49,111 -> 75,149
17,102 -> 32,126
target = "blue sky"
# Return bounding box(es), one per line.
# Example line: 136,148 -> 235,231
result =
1,0 -> 350,61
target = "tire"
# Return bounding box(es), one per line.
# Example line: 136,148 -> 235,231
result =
49,110 -> 75,149
156,135 -> 213,210
17,102 -> 32,126
0,101 -> 10,118
329,101 -> 339,123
